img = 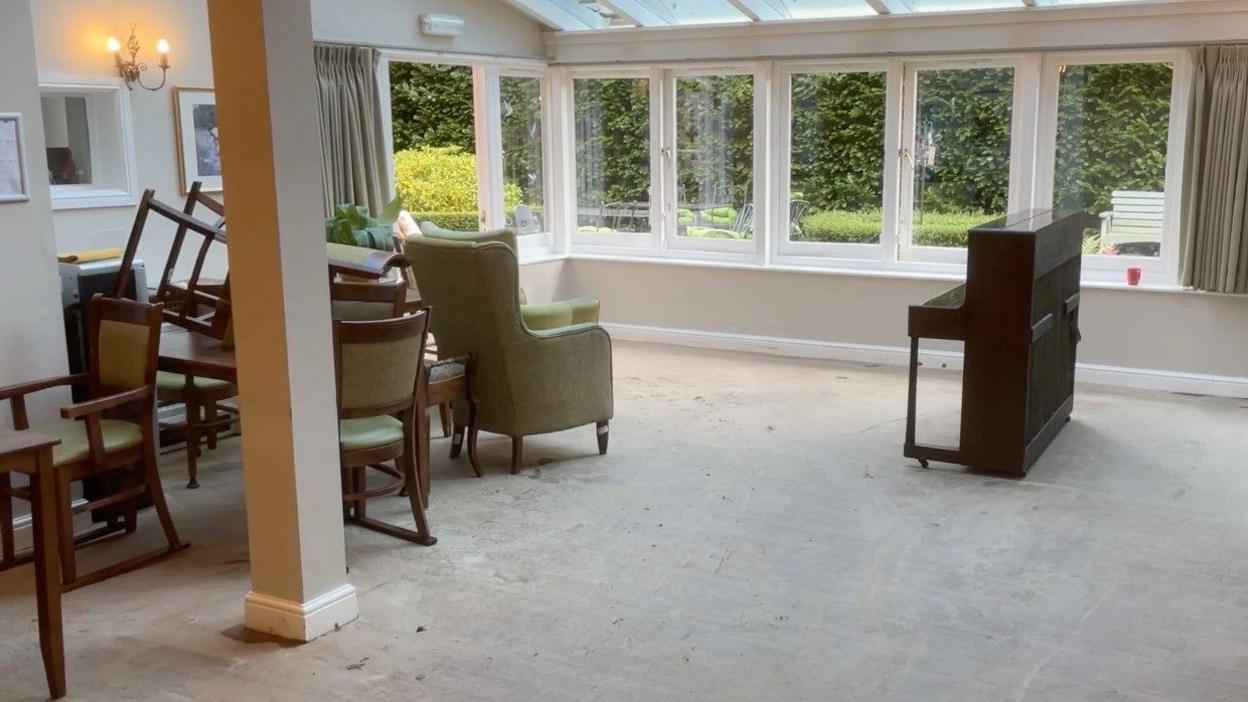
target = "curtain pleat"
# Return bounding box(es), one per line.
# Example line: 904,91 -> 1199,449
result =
1181,45 -> 1248,293
314,44 -> 387,217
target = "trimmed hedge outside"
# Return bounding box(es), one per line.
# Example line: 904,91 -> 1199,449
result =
797,210 -> 996,248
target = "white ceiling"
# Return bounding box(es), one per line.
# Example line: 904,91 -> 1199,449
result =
503,0 -> 1184,31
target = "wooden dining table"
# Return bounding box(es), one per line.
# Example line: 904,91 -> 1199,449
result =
158,326 -> 238,384
1,429 -> 65,699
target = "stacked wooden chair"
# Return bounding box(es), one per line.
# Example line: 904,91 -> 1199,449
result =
113,183 -> 238,489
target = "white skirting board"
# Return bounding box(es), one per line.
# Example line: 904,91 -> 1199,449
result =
244,583 -> 360,642
602,323 -> 1248,399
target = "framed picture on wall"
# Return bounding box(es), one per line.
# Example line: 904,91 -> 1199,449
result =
173,87 -> 222,194
0,113 -> 29,203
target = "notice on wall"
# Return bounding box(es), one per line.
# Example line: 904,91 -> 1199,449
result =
0,114 -> 29,203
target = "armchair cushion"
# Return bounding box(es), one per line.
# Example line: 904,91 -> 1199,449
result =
339,415 -> 404,452
31,418 -> 143,467
520,301 -> 574,331
521,297 -> 601,331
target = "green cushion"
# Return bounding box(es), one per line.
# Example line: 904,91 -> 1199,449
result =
156,371 -> 233,393
339,415 -> 404,451
31,418 -> 143,467
521,297 -> 601,331
521,301 -> 574,330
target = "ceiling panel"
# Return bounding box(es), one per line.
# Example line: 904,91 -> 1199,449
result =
907,0 -> 1022,11
778,0 -> 877,20
649,0 -> 751,24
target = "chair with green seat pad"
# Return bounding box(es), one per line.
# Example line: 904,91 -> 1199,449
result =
408,223 -> 602,329
405,236 -> 613,474
332,309 -> 436,546
155,370 -> 237,489
0,295 -> 187,588
328,278 -> 480,501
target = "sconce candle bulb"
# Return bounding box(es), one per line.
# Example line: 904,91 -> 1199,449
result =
109,22 -> 171,91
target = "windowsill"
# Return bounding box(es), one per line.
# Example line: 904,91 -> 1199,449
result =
551,248 -> 1235,297
50,189 -> 137,211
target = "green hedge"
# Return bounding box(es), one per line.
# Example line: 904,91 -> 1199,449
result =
796,210 -> 996,248
796,210 -> 882,244
411,212 -> 479,232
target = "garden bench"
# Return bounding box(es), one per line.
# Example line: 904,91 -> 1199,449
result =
1099,190 -> 1164,250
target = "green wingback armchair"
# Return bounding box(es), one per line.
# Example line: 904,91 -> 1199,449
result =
406,236 -> 613,473
407,223 -> 600,330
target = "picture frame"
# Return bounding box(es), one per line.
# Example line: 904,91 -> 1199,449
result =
0,113 -> 29,204
173,87 -> 222,194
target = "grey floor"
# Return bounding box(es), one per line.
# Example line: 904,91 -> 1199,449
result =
2,341 -> 1247,701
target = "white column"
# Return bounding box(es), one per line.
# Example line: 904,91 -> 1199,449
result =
206,0 -> 357,642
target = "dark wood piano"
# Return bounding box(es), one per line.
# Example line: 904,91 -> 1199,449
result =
905,210 -> 1090,476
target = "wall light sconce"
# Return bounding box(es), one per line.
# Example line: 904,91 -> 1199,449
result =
107,23 -> 170,91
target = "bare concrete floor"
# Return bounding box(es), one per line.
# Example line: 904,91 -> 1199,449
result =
3,341 -> 1248,701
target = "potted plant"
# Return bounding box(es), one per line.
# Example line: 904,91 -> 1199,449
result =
325,197 -> 402,250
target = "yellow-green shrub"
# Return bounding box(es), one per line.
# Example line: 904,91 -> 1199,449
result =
393,146 -> 521,213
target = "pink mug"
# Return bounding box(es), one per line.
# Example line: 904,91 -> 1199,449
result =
1126,267 -> 1142,286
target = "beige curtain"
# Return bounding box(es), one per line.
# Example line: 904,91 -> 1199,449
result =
1181,46 -> 1248,293
314,44 -> 387,217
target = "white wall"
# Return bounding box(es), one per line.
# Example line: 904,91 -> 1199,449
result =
310,0 -> 547,59
0,0 -> 72,425
30,0 -> 546,280
31,0 -> 226,280
520,258 -> 1248,393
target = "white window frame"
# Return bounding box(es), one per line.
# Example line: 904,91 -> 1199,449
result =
1034,49 -> 1191,284
772,59 -> 898,266
496,67 -> 560,256
567,67 -> 662,253
661,62 -> 769,263
38,78 -> 138,211
378,50 -> 560,260
897,56 -> 1030,265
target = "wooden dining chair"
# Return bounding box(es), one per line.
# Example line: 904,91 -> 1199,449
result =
333,311 -> 436,545
114,183 -> 238,489
329,279 -> 480,508
0,295 -> 188,590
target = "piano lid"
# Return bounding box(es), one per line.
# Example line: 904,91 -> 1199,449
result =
971,209 -> 1087,236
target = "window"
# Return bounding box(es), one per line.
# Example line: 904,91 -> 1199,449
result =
573,75 -> 653,246
499,74 -> 547,236
562,52 -> 1188,282
388,61 -> 481,231
901,65 -> 1016,260
671,73 -> 756,247
39,83 -> 135,209
1053,61 -> 1174,260
783,67 -> 888,254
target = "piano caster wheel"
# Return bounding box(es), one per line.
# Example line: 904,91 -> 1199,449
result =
918,459 -> 930,469
187,478 -> 200,490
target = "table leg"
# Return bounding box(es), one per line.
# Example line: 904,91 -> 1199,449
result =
32,446 -> 66,699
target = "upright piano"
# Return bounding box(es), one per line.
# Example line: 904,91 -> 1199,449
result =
905,210 -> 1089,476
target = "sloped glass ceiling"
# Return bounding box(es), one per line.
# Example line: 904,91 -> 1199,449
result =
525,0 -> 1165,31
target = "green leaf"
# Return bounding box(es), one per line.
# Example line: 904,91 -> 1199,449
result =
376,196 -> 402,226
329,219 -> 355,246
